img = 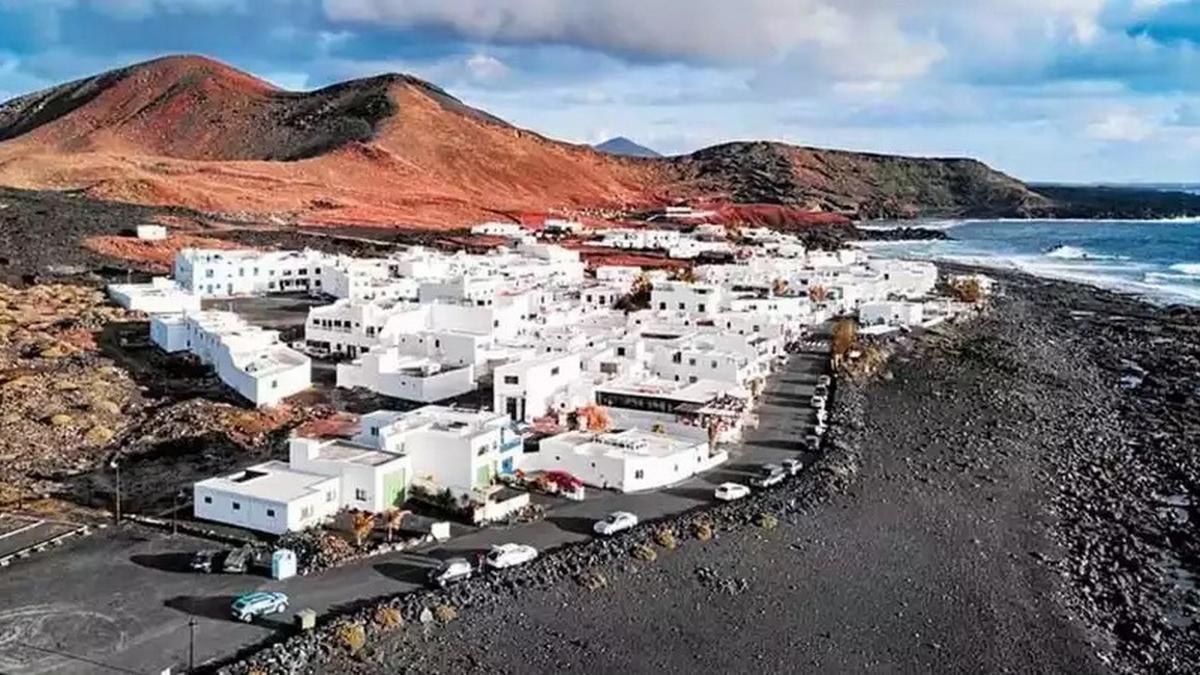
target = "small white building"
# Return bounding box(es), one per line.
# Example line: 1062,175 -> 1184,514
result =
151,311 -> 311,407
135,224 -> 168,240
651,281 -> 726,316
287,437 -> 411,513
193,461 -> 340,535
595,228 -> 682,251
529,429 -> 726,492
107,277 -> 201,314
493,352 -> 588,422
337,349 -> 477,403
859,300 -> 926,327
471,222 -> 524,237
174,248 -> 327,298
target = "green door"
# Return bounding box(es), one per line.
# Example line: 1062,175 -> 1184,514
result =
383,470 -> 407,507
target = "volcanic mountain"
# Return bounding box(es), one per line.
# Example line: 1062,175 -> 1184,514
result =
0,55 -> 1053,228
595,137 -> 662,158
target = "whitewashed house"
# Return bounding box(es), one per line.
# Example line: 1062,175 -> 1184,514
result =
493,352 -> 588,422
471,222 -> 524,237
193,461 -> 340,535
151,310 -> 311,407
135,224 -> 168,240
174,248 -> 327,298
107,277 -> 202,314
528,429 -> 726,492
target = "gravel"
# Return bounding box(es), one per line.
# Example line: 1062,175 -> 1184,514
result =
221,267 -> 1199,675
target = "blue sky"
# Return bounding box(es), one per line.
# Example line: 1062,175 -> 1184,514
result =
3,1 -> 1200,182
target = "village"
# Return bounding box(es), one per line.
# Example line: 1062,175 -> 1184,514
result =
104,215 -> 980,543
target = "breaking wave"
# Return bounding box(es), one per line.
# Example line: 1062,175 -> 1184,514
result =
1168,262 -> 1200,276
1043,245 -> 1115,260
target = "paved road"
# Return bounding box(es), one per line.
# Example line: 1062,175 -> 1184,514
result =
0,353 -> 827,675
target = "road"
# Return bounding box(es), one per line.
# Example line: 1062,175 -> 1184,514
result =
0,353 -> 826,675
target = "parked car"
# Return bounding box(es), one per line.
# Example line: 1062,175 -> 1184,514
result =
811,394 -> 827,409
714,482 -> 751,501
814,421 -> 828,436
814,384 -> 829,399
485,543 -> 538,569
781,458 -> 804,476
817,375 -> 832,388
750,464 -> 787,489
222,547 -> 251,574
190,550 -> 221,573
593,511 -> 639,536
428,558 -> 474,588
230,591 -> 288,623
805,434 -> 821,451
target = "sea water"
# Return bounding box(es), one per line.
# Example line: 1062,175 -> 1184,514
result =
859,219 -> 1200,306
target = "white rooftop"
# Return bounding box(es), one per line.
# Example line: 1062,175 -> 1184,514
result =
196,460 -> 332,503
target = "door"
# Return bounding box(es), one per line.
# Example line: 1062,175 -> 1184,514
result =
383,470 -> 407,508
505,396 -> 520,421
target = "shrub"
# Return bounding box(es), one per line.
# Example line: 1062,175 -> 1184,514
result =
951,278 -> 983,303
89,399 -> 122,416
48,413 -> 73,427
432,604 -> 458,623
85,425 -> 114,444
630,543 -> 658,562
576,570 -> 608,590
335,621 -> 367,654
654,528 -> 678,550
372,606 -> 403,631
831,319 -> 858,361
755,513 -> 779,530
690,520 -> 714,541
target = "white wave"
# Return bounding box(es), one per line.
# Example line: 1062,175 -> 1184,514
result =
1168,262 -> 1200,276
1044,244 -> 1112,260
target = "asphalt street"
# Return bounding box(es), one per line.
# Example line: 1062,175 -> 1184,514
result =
0,353 -> 826,675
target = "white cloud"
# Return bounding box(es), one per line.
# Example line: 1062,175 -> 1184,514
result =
1086,110 -> 1158,141
464,54 -> 509,82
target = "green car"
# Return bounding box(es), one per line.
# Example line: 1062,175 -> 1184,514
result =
230,591 -> 289,623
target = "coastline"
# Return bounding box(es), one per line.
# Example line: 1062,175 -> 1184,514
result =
224,267 -> 1199,675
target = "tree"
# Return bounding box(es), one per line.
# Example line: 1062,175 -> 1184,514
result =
383,508 -> 410,543
772,278 -> 789,296
615,272 -> 652,311
951,277 -> 983,303
577,405 -> 612,432
808,285 -> 830,303
831,318 -> 858,365
706,418 -> 722,455
351,511 -> 375,548
670,266 -> 699,283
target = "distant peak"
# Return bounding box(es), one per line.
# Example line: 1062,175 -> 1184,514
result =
595,136 -> 662,158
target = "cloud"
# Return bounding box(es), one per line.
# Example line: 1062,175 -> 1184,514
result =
1086,110 -> 1159,141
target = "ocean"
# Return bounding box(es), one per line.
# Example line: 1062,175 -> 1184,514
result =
859,219 -> 1200,306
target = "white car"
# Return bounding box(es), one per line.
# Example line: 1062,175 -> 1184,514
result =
714,482 -> 751,501
485,543 -> 538,570
593,511 -> 639,536
782,458 -> 804,475
817,375 -> 832,388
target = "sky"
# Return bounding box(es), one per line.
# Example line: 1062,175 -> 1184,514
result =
3,0 -> 1200,182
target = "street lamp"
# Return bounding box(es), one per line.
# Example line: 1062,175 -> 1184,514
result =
109,459 -> 121,524
187,615 -> 196,674
172,489 -> 184,537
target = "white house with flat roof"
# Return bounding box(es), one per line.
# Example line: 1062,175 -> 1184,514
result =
151,310 -> 311,407
193,460 -> 340,535
173,248 -> 327,298
107,277 -> 201,314
287,437 -> 411,513
356,406 -> 521,498
135,224 -> 168,240
493,352 -> 589,422
529,428 -> 727,492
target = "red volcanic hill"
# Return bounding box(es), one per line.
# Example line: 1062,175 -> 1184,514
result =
0,55 -> 1051,228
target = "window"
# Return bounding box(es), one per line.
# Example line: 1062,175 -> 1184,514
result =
504,375 -> 519,385
301,505 -> 313,519
659,302 -> 666,310
355,488 -> 367,501
689,375 -> 698,383
266,508 -> 276,517
634,469 -> 644,479
711,361 -> 718,369
370,426 -> 379,436
271,380 -> 278,389
203,496 -> 212,504
698,304 -> 706,312
616,347 -> 626,357
688,358 -> 696,366
326,490 -> 335,503
232,501 -> 241,511
550,366 -> 560,376
205,269 -> 214,278
678,303 -> 685,310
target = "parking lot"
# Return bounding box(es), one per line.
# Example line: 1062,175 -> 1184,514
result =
0,352 -> 829,675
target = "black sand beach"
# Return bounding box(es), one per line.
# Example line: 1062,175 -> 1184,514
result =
231,268 -> 1199,675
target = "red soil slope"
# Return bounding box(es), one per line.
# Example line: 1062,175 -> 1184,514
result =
0,55 -> 1049,228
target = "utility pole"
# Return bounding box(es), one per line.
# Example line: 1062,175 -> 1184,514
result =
187,616 -> 196,674
110,459 -> 121,524
172,490 -> 182,537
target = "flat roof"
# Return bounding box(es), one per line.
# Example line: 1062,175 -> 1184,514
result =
547,429 -> 700,460
315,440 -> 403,467
196,461 -> 333,503
597,377 -> 746,404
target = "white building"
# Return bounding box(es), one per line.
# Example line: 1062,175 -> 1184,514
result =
859,301 -> 926,327
493,352 -> 588,422
107,277 -> 202,314
135,224 -> 168,240
287,437 -> 411,512
651,281 -> 726,316
151,310 -> 311,407
471,222 -> 524,237
356,406 -> 521,496
337,349 -> 477,403
194,460 -> 340,535
594,228 -> 682,250
529,428 -> 726,492
174,248 -> 327,298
